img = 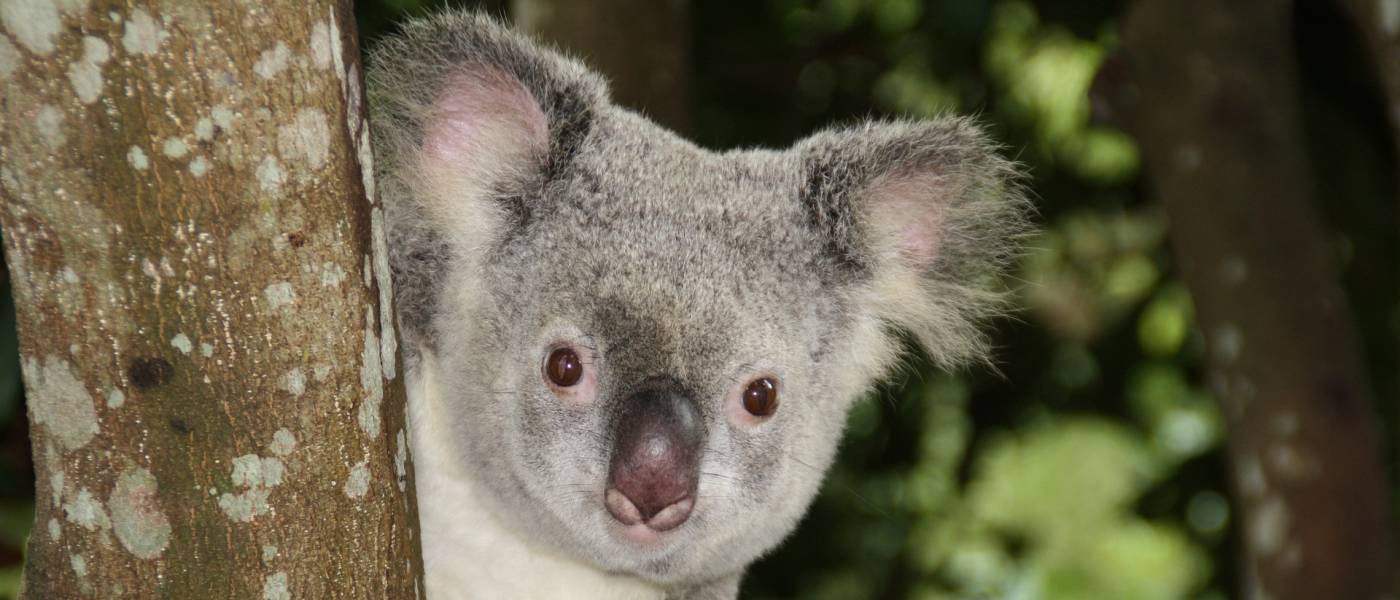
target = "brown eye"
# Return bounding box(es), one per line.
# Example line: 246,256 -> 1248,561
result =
545,348 -> 583,387
742,378 -> 779,417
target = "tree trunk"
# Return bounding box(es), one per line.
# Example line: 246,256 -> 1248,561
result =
1334,0 -> 1400,182
512,0 -> 692,133
0,2 -> 423,598
1102,0 -> 1397,597
1333,0 -> 1400,407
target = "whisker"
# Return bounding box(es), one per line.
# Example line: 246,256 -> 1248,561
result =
544,482 -> 596,490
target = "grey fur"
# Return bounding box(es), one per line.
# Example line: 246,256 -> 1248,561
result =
368,10 -> 1029,599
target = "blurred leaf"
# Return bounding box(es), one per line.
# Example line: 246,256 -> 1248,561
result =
0,566 -> 19,600
1078,521 -> 1210,599
1103,253 -> 1159,306
1153,404 -> 1219,460
874,60 -> 961,117
1127,362 -> 1221,461
819,0 -> 865,31
1065,127 -> 1141,184
846,393 -> 882,439
984,0 -> 1139,183
780,5 -> 826,46
942,533 -> 1012,592
1024,209 -> 1171,343
1108,208 -> 1168,252
916,377 -> 970,471
806,569 -> 875,600
967,418 -> 1160,553
1138,284 -> 1194,357
871,0 -> 922,33
1185,490 -> 1231,539
1062,212 -> 1113,261
0,502 -> 30,550
1128,364 -> 1192,420
1049,342 -> 1099,389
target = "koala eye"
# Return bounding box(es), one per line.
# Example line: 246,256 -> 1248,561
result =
741,377 -> 779,417
545,348 -> 583,387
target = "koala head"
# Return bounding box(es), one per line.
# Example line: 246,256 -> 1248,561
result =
369,11 -> 1027,588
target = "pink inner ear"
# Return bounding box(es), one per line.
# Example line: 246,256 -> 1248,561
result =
867,171 -> 951,270
421,68 -> 549,180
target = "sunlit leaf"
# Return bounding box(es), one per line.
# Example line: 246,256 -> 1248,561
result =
1080,521 -> 1210,599
1137,285 -> 1194,357
1103,253 -> 1159,306
1067,127 -> 1141,184
967,418 -> 1161,555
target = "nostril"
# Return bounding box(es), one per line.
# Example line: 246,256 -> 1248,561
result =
605,488 -> 643,525
608,471 -> 689,521
645,496 -> 693,531
605,487 -> 694,531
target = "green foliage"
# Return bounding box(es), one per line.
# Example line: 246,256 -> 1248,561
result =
0,567 -> 18,600
983,1 -> 1138,183
0,501 -> 26,600
1138,286 -> 1193,358
958,419 -> 1209,599
1023,209 -> 1167,341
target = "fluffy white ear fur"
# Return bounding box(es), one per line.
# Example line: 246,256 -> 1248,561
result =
801,119 -> 1029,372
417,69 -> 549,245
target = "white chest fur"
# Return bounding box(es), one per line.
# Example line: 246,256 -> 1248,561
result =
406,353 -> 665,600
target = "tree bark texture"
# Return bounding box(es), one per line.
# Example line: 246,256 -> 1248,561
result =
513,0 -> 692,133
1105,0 -> 1398,597
0,1 -> 423,598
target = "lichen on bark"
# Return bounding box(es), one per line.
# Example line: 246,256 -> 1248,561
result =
0,1 -> 423,597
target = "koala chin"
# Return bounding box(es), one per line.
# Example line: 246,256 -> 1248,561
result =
368,11 -> 1028,600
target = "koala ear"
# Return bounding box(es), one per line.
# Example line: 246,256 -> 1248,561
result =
795,118 -> 1030,369
369,11 -> 606,230
368,11 -> 608,345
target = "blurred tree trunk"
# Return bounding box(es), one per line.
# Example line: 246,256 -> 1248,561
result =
1334,0 -> 1400,185
512,0 -> 692,133
0,2 -> 422,598
1334,0 -> 1400,413
1102,0 -> 1398,597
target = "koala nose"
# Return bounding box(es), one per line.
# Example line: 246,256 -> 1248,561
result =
605,379 -> 705,531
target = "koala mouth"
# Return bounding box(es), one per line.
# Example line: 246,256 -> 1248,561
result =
603,377 -> 705,539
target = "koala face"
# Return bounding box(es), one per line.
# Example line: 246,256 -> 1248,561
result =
432,121 -> 864,580
369,11 -> 1026,589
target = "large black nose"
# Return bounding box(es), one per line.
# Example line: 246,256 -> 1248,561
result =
605,378 -> 705,531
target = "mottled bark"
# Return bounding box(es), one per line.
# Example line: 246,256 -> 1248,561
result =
1100,0 -> 1398,597
0,2 -> 423,598
512,0 -> 692,133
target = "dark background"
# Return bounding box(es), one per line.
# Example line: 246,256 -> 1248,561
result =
0,1 -> 1394,598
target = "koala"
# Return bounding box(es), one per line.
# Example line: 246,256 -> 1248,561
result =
367,11 -> 1027,600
